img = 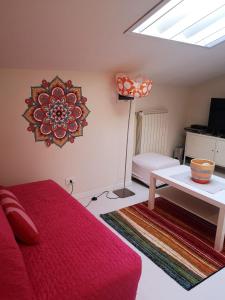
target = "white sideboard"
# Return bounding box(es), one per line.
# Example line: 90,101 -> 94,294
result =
184,132 -> 225,167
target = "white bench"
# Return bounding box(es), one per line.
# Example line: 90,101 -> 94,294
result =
132,152 -> 180,186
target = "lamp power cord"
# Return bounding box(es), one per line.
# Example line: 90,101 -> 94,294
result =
85,190 -> 119,208
69,180 -> 119,208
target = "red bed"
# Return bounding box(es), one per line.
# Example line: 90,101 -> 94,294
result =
1,180 -> 141,300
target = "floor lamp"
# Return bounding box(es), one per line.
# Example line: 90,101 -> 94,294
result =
113,74 -> 153,198
113,94 -> 135,198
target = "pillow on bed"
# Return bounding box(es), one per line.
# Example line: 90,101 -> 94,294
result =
0,205 -> 35,299
0,189 -> 39,245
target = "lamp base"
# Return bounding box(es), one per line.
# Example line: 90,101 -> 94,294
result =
113,188 -> 135,198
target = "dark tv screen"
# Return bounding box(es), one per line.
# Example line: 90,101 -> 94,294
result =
208,98 -> 225,135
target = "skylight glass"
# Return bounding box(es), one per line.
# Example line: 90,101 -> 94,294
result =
133,0 -> 225,47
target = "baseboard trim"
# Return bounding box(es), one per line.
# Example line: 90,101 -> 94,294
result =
74,180 -> 133,200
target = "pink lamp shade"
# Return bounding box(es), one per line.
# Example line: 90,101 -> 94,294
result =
116,74 -> 153,98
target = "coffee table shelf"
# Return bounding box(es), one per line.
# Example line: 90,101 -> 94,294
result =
148,165 -> 225,252
157,186 -> 219,225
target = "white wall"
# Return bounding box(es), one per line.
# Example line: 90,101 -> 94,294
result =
135,83 -> 190,155
186,74 -> 225,126
0,69 -> 134,194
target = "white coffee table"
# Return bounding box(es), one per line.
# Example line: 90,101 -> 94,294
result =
148,165 -> 225,252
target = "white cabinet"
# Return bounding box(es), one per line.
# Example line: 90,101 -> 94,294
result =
185,133 -> 215,160
215,139 -> 225,167
184,132 -> 225,167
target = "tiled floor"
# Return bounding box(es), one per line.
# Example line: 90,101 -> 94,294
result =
78,179 -> 225,300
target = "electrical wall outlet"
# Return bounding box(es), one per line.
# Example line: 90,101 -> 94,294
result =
65,177 -> 76,185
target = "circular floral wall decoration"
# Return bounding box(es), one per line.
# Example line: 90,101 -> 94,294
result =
23,76 -> 90,147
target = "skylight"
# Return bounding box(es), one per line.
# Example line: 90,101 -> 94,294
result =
132,0 -> 225,48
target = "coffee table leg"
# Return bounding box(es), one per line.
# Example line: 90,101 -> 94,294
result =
215,208 -> 225,252
148,174 -> 156,210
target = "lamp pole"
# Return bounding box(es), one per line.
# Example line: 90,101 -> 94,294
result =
123,99 -> 132,188
113,99 -> 135,198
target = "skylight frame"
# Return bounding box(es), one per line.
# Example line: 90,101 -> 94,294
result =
130,0 -> 225,48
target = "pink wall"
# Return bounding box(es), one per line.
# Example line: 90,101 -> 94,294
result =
135,83 -> 190,154
0,69 -> 134,194
186,74 -> 225,126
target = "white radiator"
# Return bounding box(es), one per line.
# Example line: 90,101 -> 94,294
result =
135,109 -> 168,155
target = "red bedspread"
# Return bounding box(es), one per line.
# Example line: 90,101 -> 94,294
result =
10,180 -> 141,300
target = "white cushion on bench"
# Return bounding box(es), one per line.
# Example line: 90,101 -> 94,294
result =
132,152 -> 180,186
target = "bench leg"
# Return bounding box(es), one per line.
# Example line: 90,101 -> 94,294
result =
148,175 -> 156,210
215,208 -> 225,252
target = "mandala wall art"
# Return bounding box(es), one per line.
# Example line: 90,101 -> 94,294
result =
23,76 -> 90,147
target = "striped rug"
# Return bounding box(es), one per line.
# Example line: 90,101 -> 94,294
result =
100,198 -> 225,290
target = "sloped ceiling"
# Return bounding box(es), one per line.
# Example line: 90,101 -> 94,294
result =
0,0 -> 225,86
